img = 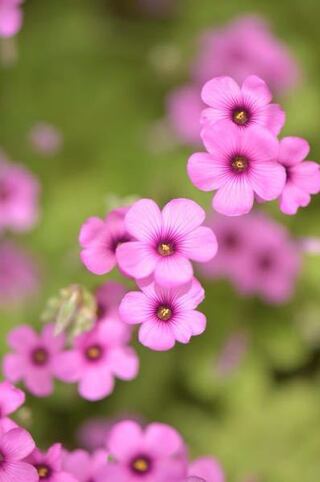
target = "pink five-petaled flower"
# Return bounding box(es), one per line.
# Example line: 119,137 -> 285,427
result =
188,457 -> 225,482
0,157 -> 40,233
0,426 -> 38,481
0,0 -> 23,38
53,320 -> 139,401
116,198 -> 217,287
0,381 -> 25,431
79,206 -> 131,275
3,324 -> 65,397
188,121 -> 285,216
63,449 -> 110,482
277,136 -> 320,215
201,75 -> 285,135
119,277 -> 206,351
102,420 -> 187,482
27,443 -> 77,482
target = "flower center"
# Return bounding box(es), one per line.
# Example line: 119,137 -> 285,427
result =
85,344 -> 103,361
111,235 -> 131,253
131,455 -> 152,475
157,242 -> 174,256
258,253 -> 274,271
232,108 -> 249,126
36,464 -> 51,479
31,347 -> 49,366
0,182 -> 11,202
97,302 -> 108,320
231,155 -> 248,173
0,452 -> 4,464
157,305 -> 172,321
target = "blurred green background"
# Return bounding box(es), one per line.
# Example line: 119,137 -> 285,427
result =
1,1 -> 320,481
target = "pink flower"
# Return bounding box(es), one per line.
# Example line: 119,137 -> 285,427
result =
29,122 -> 63,156
215,330 -> 249,377
167,85 -> 203,145
3,324 -> 65,397
0,426 -> 37,481
0,241 -> 39,306
53,320 -> 139,401
79,207 -> 132,275
0,0 -> 23,38
192,15 -> 299,94
0,381 -> 25,430
277,137 -> 320,215
201,75 -> 285,135
0,157 -> 40,233
188,457 -> 225,482
119,277 -> 206,351
102,420 -> 187,481
63,449 -> 109,481
27,443 -> 77,482
188,121 -> 285,216
116,198 -> 217,287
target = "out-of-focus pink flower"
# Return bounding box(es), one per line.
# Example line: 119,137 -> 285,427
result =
0,157 -> 40,233
102,420 -> 187,481
79,207 -> 132,276
201,75 -> 285,135
0,426 -> 37,481
29,122 -> 63,156
27,443 -> 77,482
278,137 -> 320,215
0,380 -> 25,430
202,212 -> 301,304
215,330 -> 249,377
120,277 -> 206,351
0,241 -> 39,306
77,417 -> 113,451
0,0 -> 24,38
167,85 -> 203,145
188,457 -> 225,482
188,122 -> 285,216
53,320 -> 139,401
192,15 -> 299,94
63,449 -> 109,481
3,324 -> 65,397
116,198 -> 217,287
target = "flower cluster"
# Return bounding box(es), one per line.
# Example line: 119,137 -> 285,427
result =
0,382 -> 225,482
167,15 -> 300,146
201,212 -> 301,303
188,75 -> 320,216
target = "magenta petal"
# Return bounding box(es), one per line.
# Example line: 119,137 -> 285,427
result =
0,461 -> 38,482
241,125 -> 279,162
145,423 -> 185,457
139,321 -> 176,351
187,153 -> 228,192
189,457 -> 225,482
0,382 -> 25,416
7,325 -> 37,352
107,420 -> 143,459
278,136 -> 310,166
177,278 -> 205,310
213,177 -> 254,216
290,161 -> 320,193
79,367 -> 114,401
25,370 -> 53,397
262,103 -> 285,135
171,320 -> 193,344
3,354 -> 25,382
0,6 -> 23,38
249,161 -> 286,200
242,75 -> 272,105
119,291 -> 151,325
155,255 -> 193,287
116,241 -> 157,279
201,120 -> 241,157
80,247 -> 116,275
51,472 -> 78,482
125,199 -> 162,241
2,428 -> 35,461
280,183 -> 310,215
182,226 -> 218,262
79,217 -> 105,246
179,310 -> 207,336
201,76 -> 241,108
162,198 -> 205,235
108,347 -> 139,380
53,351 -> 83,382
42,323 -> 65,352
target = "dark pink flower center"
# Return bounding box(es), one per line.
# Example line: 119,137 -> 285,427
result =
231,155 -> 248,173
257,253 -> 274,271
35,464 -> 52,479
130,455 -> 152,475
97,302 -> 108,320
0,181 -> 11,202
157,242 -> 175,256
110,235 -> 131,253
232,107 -> 250,126
0,452 -> 4,464
156,304 -> 173,321
31,347 -> 49,366
222,231 -> 240,251
85,344 -> 104,361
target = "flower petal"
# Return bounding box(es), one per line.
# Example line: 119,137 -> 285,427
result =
108,347 -> 139,380
201,76 -> 241,109
188,457 -> 225,482
182,226 -> 218,262
3,355 -> 25,383
187,153 -> 228,192
25,369 -> 53,397
176,310 -> 207,336
155,255 -> 193,287
80,247 -> 116,275
0,382 -> 25,417
79,367 -> 114,401
162,198 -> 205,236
79,217 -> 105,247
2,428 -> 35,461
119,291 -> 152,325
145,423 -> 185,457
278,137 -> 310,166
176,278 -> 205,310
124,199 -> 162,241
242,75 -> 272,105
116,242 -> 157,280
241,125 -> 279,163
0,461 -> 38,482
7,326 -> 37,352
53,351 -> 83,383
138,321 -> 176,351
213,177 -> 254,216
261,103 -> 285,135
107,421 -> 143,459
290,161 -> 320,193
280,183 -> 310,215
249,161 -> 286,200
201,120 -> 241,157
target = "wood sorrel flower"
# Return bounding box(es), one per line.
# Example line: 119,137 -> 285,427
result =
27,443 -> 77,482
63,448 -> 110,482
119,277 -> 206,351
188,121 -> 285,216
277,136 -> 320,215
116,198 -> 217,287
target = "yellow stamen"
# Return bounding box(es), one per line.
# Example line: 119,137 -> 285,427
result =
232,156 -> 248,172
233,109 -> 248,125
157,306 -> 172,321
133,458 -> 149,472
158,243 -> 173,256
